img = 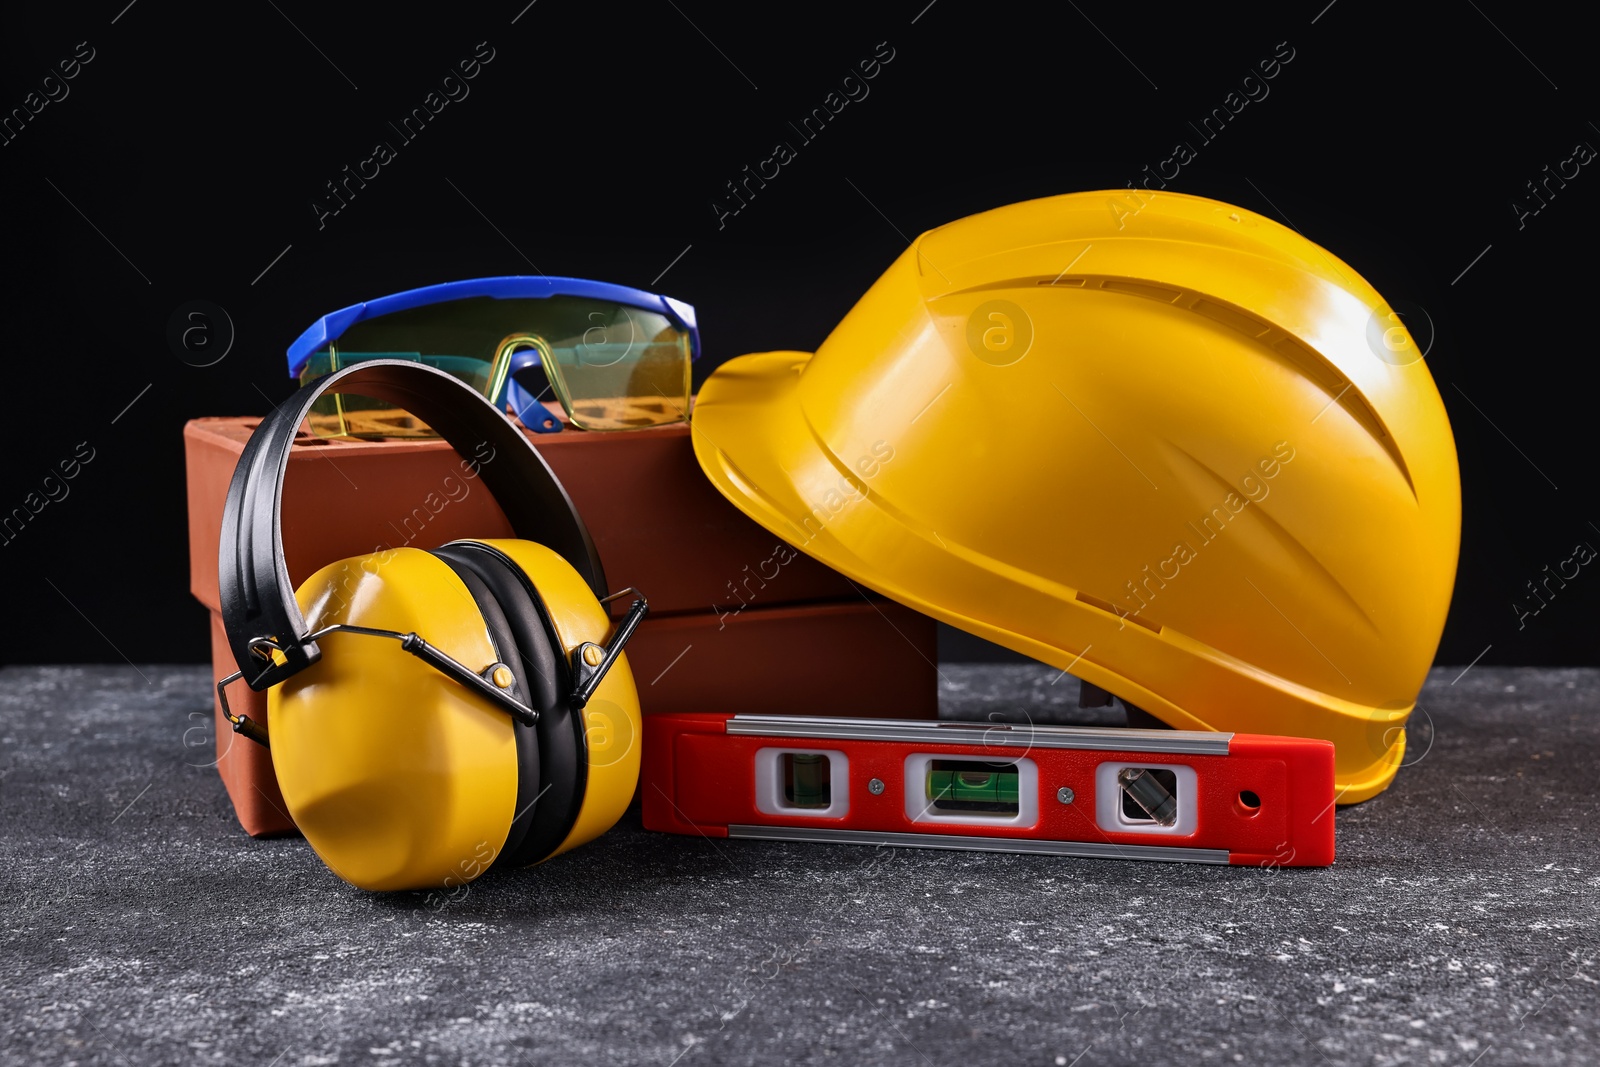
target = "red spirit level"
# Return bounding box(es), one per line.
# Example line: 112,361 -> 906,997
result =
642,714 -> 1336,866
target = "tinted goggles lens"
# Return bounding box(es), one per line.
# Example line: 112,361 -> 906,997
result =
297,294 -> 693,437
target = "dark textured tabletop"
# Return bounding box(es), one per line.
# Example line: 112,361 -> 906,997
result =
0,663 -> 1595,1066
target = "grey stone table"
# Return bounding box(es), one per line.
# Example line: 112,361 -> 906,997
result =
0,664 -> 1595,1066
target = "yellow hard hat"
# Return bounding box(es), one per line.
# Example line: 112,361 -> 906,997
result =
691,191 -> 1460,803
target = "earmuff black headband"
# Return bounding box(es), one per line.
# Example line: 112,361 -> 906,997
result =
218,359 -> 607,690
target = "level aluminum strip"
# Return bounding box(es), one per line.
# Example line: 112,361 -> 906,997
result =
725,715 -> 1232,756
727,825 -> 1231,865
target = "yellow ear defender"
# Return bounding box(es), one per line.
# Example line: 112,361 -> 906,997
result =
215,360 -> 646,892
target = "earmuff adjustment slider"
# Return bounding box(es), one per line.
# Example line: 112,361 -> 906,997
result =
391,630 -> 541,727
571,590 -> 649,710
216,668 -> 275,749
224,623 -> 543,732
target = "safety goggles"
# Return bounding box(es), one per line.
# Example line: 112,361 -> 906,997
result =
286,276 -> 700,437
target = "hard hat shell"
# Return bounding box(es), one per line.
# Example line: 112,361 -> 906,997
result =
691,191 -> 1460,803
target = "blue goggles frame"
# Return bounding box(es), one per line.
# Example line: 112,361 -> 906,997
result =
286,275 -> 701,434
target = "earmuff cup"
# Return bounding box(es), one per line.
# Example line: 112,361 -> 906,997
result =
265,540 -> 641,891
432,541 -> 588,869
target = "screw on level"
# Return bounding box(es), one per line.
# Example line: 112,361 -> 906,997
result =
1056,786 -> 1075,804
868,778 -> 886,795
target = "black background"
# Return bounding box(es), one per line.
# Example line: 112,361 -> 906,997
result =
1,1 -> 1594,667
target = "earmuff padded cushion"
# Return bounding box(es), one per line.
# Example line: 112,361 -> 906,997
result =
430,553 -> 542,869
434,541 -> 587,869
